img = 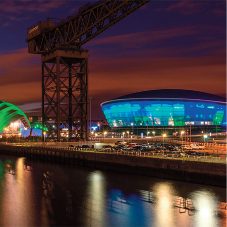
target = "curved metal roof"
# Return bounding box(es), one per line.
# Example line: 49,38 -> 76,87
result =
0,101 -> 30,133
114,89 -> 226,102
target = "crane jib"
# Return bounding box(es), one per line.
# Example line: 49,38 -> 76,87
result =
26,0 -> 151,54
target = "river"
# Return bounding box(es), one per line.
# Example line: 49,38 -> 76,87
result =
0,154 -> 225,227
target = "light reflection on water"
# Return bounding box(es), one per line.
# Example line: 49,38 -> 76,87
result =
0,155 -> 225,227
191,190 -> 220,227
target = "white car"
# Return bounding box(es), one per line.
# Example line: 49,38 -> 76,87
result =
190,144 -> 205,150
181,145 -> 192,150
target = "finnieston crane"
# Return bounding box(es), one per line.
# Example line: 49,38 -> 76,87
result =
26,0 -> 150,142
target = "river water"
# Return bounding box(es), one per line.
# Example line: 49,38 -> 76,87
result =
0,154 -> 225,227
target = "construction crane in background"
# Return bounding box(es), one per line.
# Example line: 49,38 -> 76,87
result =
26,0 -> 150,142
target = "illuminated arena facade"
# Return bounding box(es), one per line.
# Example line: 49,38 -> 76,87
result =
101,89 -> 226,129
0,101 -> 30,133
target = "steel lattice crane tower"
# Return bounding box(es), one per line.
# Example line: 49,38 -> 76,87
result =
26,0 -> 150,141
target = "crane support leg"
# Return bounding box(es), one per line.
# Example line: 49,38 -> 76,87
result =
41,49 -> 89,142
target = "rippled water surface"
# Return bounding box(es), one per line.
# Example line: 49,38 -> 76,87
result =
0,155 -> 225,227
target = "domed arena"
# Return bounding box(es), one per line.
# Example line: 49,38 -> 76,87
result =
0,101 -> 30,133
101,89 -> 226,129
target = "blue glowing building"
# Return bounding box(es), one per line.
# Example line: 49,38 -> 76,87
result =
101,89 -> 226,129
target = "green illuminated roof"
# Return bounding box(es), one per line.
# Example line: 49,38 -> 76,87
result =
0,101 -> 30,133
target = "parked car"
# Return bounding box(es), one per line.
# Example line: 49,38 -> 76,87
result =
115,141 -> 127,145
127,147 -> 138,153
115,141 -> 122,145
114,145 -> 126,151
171,151 -> 181,157
181,145 -> 192,150
185,150 -> 197,155
168,146 -> 179,151
140,147 -> 155,152
82,145 -> 90,148
102,145 -> 114,152
190,144 -> 205,150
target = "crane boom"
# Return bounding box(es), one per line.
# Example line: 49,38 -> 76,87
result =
27,0 -> 150,54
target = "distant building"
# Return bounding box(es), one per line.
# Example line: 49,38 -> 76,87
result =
0,101 -> 30,134
28,116 -> 42,123
101,89 -> 226,130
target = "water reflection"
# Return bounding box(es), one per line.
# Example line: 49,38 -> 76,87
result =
1,157 -> 37,226
85,171 -> 106,226
42,171 -> 55,226
153,182 -> 176,227
0,155 -> 225,227
191,190 -> 223,227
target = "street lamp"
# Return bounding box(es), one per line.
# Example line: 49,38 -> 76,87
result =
43,132 -> 46,142
122,132 -> 125,142
152,131 -> 155,142
203,134 -> 208,157
104,131 -> 107,140
95,133 -> 97,141
181,131 -> 185,152
89,96 -> 92,138
127,131 -> 129,142
162,134 -> 166,154
147,131 -> 150,143
18,133 -> 21,143
131,123 -> 134,135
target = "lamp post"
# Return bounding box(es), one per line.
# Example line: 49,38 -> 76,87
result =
146,122 -> 148,140
215,117 -> 217,136
152,131 -> 155,143
104,131 -> 107,140
203,134 -> 208,157
18,133 -> 21,143
181,131 -> 185,152
95,133 -> 97,141
122,132 -> 125,143
147,131 -> 150,143
127,131 -> 129,143
162,134 -> 166,154
89,96 -> 92,139
131,123 -> 134,135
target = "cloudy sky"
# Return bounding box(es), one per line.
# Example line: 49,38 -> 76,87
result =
0,0 -> 225,119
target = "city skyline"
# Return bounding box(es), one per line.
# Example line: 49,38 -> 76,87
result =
0,0 -> 225,120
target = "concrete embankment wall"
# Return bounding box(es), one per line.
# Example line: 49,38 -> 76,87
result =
0,145 -> 225,187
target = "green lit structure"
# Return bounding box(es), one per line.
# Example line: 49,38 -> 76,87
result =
0,101 -> 30,133
101,89 -> 226,129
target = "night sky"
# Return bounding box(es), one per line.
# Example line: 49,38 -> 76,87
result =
0,0 -> 225,120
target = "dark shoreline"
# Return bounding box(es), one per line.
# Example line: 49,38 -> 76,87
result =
0,145 -> 225,188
